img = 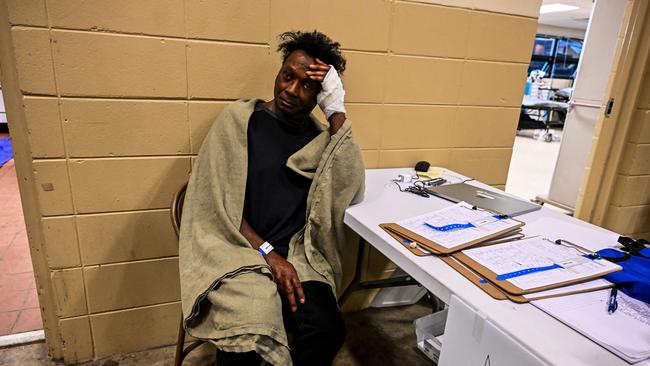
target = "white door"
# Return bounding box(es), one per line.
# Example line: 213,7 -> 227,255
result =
547,0 -> 628,209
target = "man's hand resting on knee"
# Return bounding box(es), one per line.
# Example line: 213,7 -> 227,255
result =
264,252 -> 305,312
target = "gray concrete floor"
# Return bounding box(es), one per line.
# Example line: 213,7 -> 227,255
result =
505,130 -> 563,202
0,300 -> 435,366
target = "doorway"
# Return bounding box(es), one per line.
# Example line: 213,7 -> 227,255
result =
506,0 -> 627,215
0,85 -> 43,343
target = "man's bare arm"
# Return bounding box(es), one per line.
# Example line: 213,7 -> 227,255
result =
328,112 -> 346,135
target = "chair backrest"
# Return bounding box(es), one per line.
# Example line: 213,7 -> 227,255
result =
171,183 -> 188,240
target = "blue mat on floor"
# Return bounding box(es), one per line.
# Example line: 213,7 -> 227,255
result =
0,137 -> 12,167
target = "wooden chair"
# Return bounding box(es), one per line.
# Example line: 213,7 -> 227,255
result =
171,183 -> 207,366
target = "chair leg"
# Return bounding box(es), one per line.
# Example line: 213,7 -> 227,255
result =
174,317 -> 186,366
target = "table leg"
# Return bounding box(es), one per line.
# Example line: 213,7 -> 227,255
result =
338,236 -> 420,307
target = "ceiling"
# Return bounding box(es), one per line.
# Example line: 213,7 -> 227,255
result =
538,0 -> 594,30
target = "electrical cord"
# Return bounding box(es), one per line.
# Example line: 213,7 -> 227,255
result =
391,173 -> 473,198
393,181 -> 431,197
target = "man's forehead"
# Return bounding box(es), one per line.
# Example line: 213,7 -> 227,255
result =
284,50 -> 314,70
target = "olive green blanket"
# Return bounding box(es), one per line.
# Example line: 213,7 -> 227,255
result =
178,99 -> 365,365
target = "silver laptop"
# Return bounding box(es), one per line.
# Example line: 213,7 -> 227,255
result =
427,183 -> 541,217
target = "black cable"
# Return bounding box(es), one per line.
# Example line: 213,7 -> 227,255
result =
413,180 -> 426,188
393,181 -> 430,198
393,181 -> 407,192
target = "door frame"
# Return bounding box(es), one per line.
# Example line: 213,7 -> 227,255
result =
575,0 -> 650,225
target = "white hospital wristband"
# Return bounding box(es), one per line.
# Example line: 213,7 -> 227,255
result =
258,241 -> 274,256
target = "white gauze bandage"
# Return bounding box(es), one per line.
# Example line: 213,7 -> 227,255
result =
317,66 -> 346,119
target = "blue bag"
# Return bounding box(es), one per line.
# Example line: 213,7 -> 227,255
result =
597,237 -> 650,304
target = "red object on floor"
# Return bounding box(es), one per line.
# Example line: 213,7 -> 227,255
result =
0,159 -> 42,336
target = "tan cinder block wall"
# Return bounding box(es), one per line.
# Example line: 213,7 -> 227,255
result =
0,0 -> 540,362
603,64 -> 650,238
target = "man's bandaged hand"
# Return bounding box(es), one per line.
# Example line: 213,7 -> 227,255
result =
316,67 -> 346,119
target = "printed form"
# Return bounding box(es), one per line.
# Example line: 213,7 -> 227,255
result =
396,202 -> 520,249
462,237 -> 621,290
534,290 -> 650,363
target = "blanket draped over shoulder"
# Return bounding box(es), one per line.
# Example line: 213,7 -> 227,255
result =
179,99 -> 365,365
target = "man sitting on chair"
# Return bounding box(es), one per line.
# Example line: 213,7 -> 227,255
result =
178,31 -> 365,366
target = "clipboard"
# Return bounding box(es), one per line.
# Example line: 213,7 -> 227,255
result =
443,254 -> 613,303
380,224 -> 525,256
380,223 -> 438,256
381,216 -> 525,255
468,230 -> 525,247
380,226 -> 612,303
452,239 -> 622,295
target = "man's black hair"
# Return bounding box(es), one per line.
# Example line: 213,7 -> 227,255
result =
277,31 -> 346,75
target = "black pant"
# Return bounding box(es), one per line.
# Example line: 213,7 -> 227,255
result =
216,281 -> 346,366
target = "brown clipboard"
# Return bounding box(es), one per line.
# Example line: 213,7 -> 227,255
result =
380,225 -> 511,301
379,224 -> 525,257
380,226 -> 613,303
468,230 -> 525,247
380,223 -> 437,256
380,216 -> 525,255
441,255 -> 613,303
452,244 -> 622,296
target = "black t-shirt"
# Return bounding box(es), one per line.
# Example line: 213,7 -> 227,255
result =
242,103 -> 320,258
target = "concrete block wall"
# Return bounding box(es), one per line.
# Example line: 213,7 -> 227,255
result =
1,0 -> 540,362
605,66 -> 650,238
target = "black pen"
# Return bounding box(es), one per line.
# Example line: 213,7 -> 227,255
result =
607,287 -> 618,314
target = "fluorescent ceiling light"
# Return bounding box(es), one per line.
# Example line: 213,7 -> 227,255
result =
540,3 -> 580,14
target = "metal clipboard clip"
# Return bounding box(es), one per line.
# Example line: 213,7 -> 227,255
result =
546,238 -> 600,259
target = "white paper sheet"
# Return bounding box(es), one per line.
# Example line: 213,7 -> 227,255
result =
396,202 -> 520,249
534,290 -> 650,363
522,279 -> 611,300
522,217 -> 619,251
520,217 -> 650,364
462,236 -> 621,290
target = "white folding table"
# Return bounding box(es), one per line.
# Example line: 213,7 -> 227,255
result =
341,168 -> 639,366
